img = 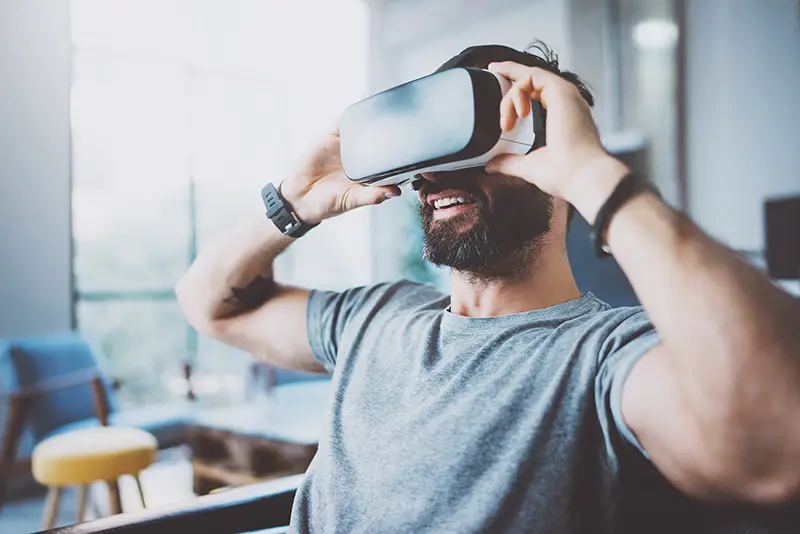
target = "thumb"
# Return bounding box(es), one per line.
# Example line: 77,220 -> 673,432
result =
344,184 -> 401,210
485,153 -> 533,179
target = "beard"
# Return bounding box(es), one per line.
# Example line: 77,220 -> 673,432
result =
419,179 -> 553,280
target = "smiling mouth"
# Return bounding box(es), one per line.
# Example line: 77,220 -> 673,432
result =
432,196 -> 476,210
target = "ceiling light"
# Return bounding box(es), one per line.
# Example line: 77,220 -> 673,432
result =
633,19 -> 678,50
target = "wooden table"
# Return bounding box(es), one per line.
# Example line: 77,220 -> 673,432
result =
187,380 -> 331,495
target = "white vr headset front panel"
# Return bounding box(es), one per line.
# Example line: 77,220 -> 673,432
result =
341,69 -> 539,186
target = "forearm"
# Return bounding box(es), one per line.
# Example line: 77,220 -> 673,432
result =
571,159 -> 800,481
175,215 -> 294,327
612,195 -> 797,352
609,190 -> 799,396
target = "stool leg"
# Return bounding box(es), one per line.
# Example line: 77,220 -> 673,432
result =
134,474 -> 147,508
76,484 -> 89,522
107,480 -> 122,515
42,486 -> 62,529
89,485 -> 103,519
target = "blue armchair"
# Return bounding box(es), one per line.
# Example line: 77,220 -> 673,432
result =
0,332 -> 197,509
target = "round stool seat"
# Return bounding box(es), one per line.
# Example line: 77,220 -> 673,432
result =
32,427 -> 157,486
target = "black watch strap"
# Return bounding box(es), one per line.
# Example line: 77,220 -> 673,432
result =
261,182 -> 318,238
591,172 -> 660,257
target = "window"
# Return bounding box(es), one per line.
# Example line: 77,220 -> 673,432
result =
71,0 -> 368,408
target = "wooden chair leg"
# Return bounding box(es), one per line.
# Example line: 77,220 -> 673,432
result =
107,480 -> 122,515
90,377 -> 111,426
0,395 -> 28,512
42,486 -> 62,529
76,484 -> 89,522
134,474 -> 147,508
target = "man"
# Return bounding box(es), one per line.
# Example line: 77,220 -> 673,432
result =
176,44 -> 800,533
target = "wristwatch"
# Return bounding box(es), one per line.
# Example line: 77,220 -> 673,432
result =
261,182 -> 318,238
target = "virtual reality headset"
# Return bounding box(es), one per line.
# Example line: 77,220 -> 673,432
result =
339,66 -> 547,187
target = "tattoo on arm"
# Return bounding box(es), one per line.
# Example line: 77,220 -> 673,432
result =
223,275 -> 277,311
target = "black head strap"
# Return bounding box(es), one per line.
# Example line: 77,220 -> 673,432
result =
435,44 -> 553,73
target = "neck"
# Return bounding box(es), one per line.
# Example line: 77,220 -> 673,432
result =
448,236 -> 581,317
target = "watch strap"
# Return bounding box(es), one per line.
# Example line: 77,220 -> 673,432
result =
261,182 -> 318,238
591,172 -> 660,257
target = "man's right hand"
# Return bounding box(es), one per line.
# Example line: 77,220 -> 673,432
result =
177,120 -> 401,375
280,122 -> 402,226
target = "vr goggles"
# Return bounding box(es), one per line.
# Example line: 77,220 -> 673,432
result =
339,66 -> 547,187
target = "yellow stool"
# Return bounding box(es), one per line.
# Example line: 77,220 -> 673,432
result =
32,426 -> 157,529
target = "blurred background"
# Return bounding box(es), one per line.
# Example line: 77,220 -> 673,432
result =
0,0 -> 798,530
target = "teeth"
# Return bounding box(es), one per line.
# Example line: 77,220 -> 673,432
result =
433,196 -> 472,209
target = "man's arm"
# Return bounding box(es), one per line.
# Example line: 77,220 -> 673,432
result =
175,215 -> 324,373
486,62 -> 800,504
574,164 -> 800,503
175,122 -> 400,373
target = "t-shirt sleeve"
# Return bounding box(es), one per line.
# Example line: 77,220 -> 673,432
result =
306,286 -> 370,373
594,307 -> 661,461
305,280 -> 437,373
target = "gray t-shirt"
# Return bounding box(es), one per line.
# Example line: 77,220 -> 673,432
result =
289,280 -> 661,533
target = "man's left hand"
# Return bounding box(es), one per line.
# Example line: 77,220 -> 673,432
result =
484,61 -> 628,224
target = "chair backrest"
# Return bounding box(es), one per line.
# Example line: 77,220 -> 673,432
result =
566,214 -> 640,308
0,332 -> 117,440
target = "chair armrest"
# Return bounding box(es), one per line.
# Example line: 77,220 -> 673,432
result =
36,474 -> 303,534
0,368 -> 102,400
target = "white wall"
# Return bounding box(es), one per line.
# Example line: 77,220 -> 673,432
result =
378,0 -> 570,86
686,0 -> 800,250
0,0 -> 73,337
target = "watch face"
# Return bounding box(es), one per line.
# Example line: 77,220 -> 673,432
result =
340,68 -> 502,184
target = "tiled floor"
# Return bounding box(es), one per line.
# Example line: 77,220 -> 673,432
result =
0,451 -> 196,534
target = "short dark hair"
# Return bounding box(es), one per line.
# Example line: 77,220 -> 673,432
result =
437,41 -> 594,226
437,40 -> 594,107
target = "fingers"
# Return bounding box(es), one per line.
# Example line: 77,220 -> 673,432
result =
381,185 -> 402,198
511,86 -> 532,119
501,85 -> 531,131
489,61 -> 536,93
488,63 -> 559,105
491,63 -> 539,132
484,153 -> 525,177
485,151 -> 544,180
500,92 -> 518,132
489,62 -> 555,91
343,184 -> 401,211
